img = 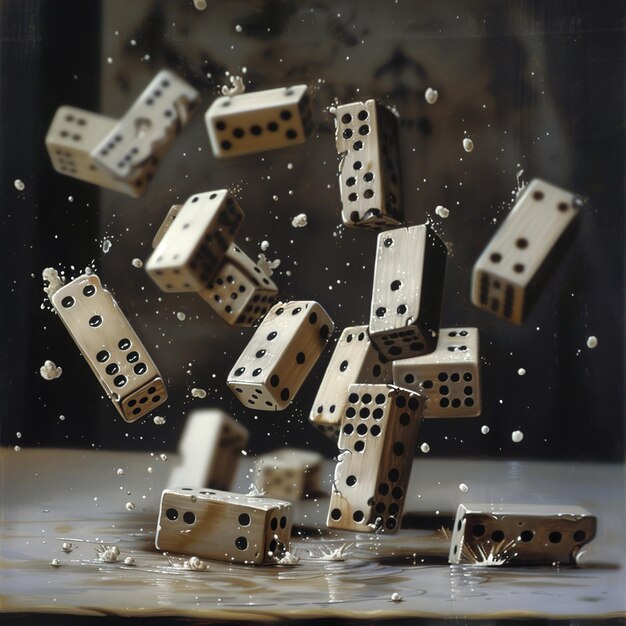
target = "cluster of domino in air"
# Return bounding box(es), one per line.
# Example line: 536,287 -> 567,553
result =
45,71 -> 593,566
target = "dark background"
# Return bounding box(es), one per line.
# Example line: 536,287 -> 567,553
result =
2,0 -> 624,461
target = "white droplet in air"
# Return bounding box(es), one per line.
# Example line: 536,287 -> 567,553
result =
424,87 -> 438,104
420,442 -> 430,454
124,556 -> 135,566
14,445 -> 21,452
191,387 -> 207,399
147,466 -> 153,473
481,425 -> 490,435
390,592 -> 403,602
102,239 -> 112,254
40,360 -> 62,380
235,24 -> 242,32
160,453 -> 168,462
435,205 -> 449,219
131,258 -> 143,268
176,312 -> 186,321
463,137 -> 474,152
14,179 -> 25,191
260,240 -> 270,251
586,336 -> 598,349
193,0 -> 207,9
42,267 -> 65,299
512,430 -> 524,443
291,213 -> 308,228
16,432 -> 22,439
59,414 -> 65,421
221,75 -> 245,96
459,483 -> 469,493
116,468 -> 125,476
106,57 -> 113,65
125,501 -> 136,511
50,558 -> 61,568
61,542 -> 73,553
517,368 -> 526,376
153,415 -> 166,426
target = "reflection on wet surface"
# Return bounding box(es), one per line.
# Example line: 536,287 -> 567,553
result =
1,449 -> 624,619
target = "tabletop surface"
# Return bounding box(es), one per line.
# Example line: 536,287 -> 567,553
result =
1,448 -> 624,621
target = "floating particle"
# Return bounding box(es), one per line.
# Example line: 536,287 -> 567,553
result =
68,196 -> 74,202
125,501 -> 136,511
191,387 -> 207,399
131,258 -> 143,268
153,415 -> 166,426
260,240 -> 270,251
435,205 -> 449,219
390,592 -> 403,602
221,75 -> 245,97
16,432 -> 22,439
272,195 -> 278,202
116,468 -> 125,477
59,414 -> 66,421
14,445 -> 21,452
517,368 -> 526,376
586,336 -> 598,349
481,425 -> 490,435
424,88 -> 438,104
512,430 -> 524,443
287,163 -> 294,170
42,267 -> 65,299
463,137 -> 474,152
14,179 -> 25,191
40,360 -> 63,380
291,213 -> 308,228
257,253 -> 281,276
106,57 -> 113,65
459,483 -> 469,493
420,442 -> 430,454
193,0 -> 207,9
147,466 -> 153,473
123,556 -> 135,566
61,542 -> 73,553
235,24 -> 242,32
160,453 -> 168,462
50,558 -> 61,568
102,239 -> 112,253
176,312 -> 186,321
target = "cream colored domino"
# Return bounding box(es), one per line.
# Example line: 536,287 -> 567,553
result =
51,274 -> 167,422
151,204 -> 182,249
327,384 -> 423,534
471,179 -> 583,324
227,301 -> 334,411
145,190 -> 244,293
254,448 -> 323,501
45,106 -> 142,197
448,503 -> 597,565
392,328 -> 481,418
156,488 -> 292,564
198,244 -> 279,327
369,225 -> 447,361
310,325 -> 392,439
93,70 -> 199,180
334,99 -> 403,229
167,409 -> 249,491
205,85 -> 313,158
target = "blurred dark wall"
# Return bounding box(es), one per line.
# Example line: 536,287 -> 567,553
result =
2,0 -> 624,461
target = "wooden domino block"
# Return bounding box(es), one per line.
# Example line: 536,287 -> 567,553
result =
471,179 -> 583,324
254,448 -> 323,500
334,99 -> 403,229
448,504 -> 596,565
227,301 -> 334,411
206,85 -> 313,158
167,409 -> 249,491
51,273 -> 167,422
392,328 -> 481,418
93,70 -> 199,183
327,384 -> 423,534
156,487 -> 292,564
369,225 -> 447,360
310,325 -> 392,439
145,190 -> 244,293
